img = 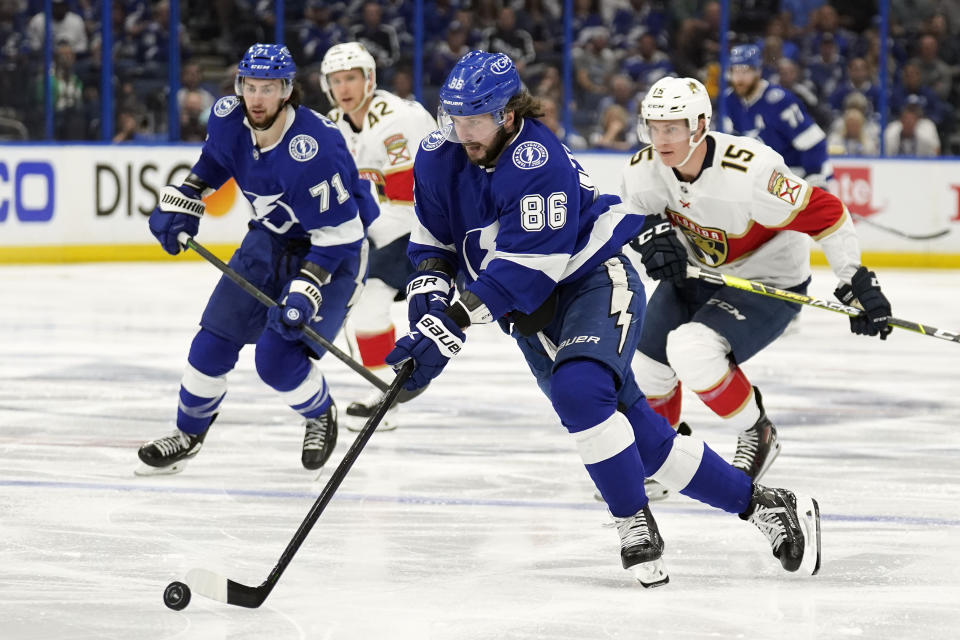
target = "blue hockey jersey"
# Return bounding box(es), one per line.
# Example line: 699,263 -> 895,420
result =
722,80 -> 827,177
189,95 -> 378,276
409,118 -> 643,320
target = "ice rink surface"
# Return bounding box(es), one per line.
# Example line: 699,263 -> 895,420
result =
1,260 -> 959,640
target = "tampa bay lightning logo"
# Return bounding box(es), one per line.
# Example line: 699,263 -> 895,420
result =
512,141 -> 549,170
213,96 -> 239,118
421,130 -> 446,151
289,134 -> 319,162
490,54 -> 513,75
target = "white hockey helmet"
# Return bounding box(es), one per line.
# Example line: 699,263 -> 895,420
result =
640,76 -> 712,137
320,42 -> 377,111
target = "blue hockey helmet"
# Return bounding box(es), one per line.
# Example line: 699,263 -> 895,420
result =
437,51 -> 521,142
235,43 -> 297,97
729,44 -> 761,68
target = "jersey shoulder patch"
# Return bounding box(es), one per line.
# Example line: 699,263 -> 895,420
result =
289,134 -> 320,162
212,95 -> 240,118
420,129 -> 447,152
512,140 -> 549,170
765,87 -> 786,104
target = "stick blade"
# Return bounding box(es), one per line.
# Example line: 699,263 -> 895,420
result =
185,568 -> 269,608
185,568 -> 229,603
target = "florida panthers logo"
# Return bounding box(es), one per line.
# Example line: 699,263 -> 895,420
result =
512,141 -> 548,170
666,209 -> 729,266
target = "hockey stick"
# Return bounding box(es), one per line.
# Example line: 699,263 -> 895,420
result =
686,265 -> 960,344
177,233 -> 389,392
851,213 -> 950,241
178,360 -> 414,609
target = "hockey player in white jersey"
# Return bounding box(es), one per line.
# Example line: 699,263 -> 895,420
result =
321,42 -> 438,430
621,77 -> 892,494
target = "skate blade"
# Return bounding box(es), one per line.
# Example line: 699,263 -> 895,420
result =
134,460 -> 189,476
797,496 -> 822,576
752,440 -> 782,482
630,557 -> 670,588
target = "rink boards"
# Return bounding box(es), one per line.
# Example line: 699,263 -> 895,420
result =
0,144 -> 958,266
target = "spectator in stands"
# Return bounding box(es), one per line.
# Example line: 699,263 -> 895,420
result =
451,9 -> 485,49
829,57 -> 880,115
350,1 -> 401,80
113,108 -> 150,143
805,33 -> 845,101
573,26 -> 618,116
610,0 -> 669,50
136,1 -> 191,70
732,0 -> 780,34
423,0 -> 458,44
760,36 -> 785,79
299,1 -> 347,64
890,61 -> 947,127
802,5 -> 854,60
621,32 -> 673,93
482,7 -> 536,73
32,40 -> 86,140
827,107 -> 878,155
884,99 -> 940,156
534,64 -> 564,106
389,67 -> 415,101
177,63 -> 215,116
779,0 -> 826,33
672,0 -> 720,79
427,21 -> 470,87
515,0 -> 561,69
596,73 -> 640,136
179,89 -> 209,142
927,13 -> 959,65
571,0 -> 605,43
590,103 -> 635,151
775,58 -> 832,129
911,34 -> 953,100
26,0 -> 88,55
537,95 -> 588,150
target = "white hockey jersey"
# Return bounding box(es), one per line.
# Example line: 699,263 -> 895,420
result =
620,131 -> 861,289
328,90 -> 437,247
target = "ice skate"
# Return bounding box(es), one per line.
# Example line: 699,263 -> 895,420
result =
136,428 -> 207,476
741,483 -> 821,575
302,402 -> 338,470
345,387 -> 398,432
732,388 -> 780,480
612,505 -> 669,587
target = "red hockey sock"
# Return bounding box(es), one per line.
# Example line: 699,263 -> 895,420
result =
695,366 -> 753,419
355,326 -> 396,368
647,382 -> 682,428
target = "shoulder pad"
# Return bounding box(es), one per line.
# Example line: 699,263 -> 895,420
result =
765,87 -> 786,104
211,95 -> 241,119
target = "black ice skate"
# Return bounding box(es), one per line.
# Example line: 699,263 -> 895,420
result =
302,402 -> 338,470
345,388 -> 398,432
136,428 -> 207,476
732,388 -> 781,480
613,505 -> 669,587
741,483 -> 821,575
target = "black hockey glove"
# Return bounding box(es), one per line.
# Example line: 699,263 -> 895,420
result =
629,217 -> 688,286
834,265 -> 893,340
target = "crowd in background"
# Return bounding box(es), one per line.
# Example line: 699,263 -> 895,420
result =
1,0 -> 958,156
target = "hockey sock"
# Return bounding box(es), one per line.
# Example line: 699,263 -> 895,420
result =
355,326 -> 396,368
646,381 -> 682,427
277,365 -> 332,419
624,399 -> 751,514
695,365 -> 760,430
552,359 -> 648,517
177,330 -> 239,435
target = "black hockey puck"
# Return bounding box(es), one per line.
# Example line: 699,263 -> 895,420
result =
163,581 -> 191,610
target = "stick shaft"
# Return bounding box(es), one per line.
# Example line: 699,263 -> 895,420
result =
179,234 -> 389,391
686,265 -> 960,344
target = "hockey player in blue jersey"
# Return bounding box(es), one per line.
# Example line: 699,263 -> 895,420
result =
384,51 -> 822,585
136,44 -> 378,475
722,44 -> 831,187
